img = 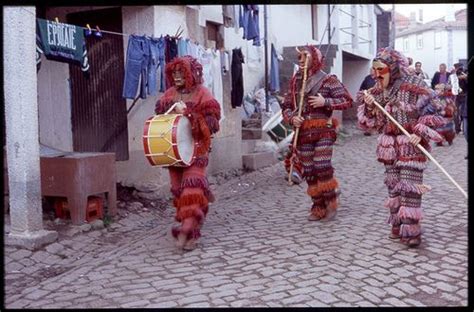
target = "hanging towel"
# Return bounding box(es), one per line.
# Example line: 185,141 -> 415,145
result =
36,18 -> 89,73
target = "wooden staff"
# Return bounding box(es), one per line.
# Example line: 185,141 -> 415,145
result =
363,90 -> 467,199
288,52 -> 310,185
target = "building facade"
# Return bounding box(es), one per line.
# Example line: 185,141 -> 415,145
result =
395,9 -> 467,79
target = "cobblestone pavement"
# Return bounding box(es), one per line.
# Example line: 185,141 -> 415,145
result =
4,123 -> 468,308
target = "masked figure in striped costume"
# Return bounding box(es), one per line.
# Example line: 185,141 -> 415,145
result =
281,45 -> 353,221
155,56 -> 221,251
357,47 -> 445,247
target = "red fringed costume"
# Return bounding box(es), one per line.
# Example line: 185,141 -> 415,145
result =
154,56 -> 220,250
357,47 -> 445,247
281,45 -> 353,220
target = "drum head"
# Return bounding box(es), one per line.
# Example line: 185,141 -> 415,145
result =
176,116 -> 194,165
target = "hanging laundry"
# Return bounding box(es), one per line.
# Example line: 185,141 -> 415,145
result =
199,47 -> 214,94
36,18 -> 89,73
239,5 -> 260,46
164,35 -> 178,63
231,48 -> 245,108
177,37 -> 188,57
251,5 -> 261,47
270,43 -> 280,92
122,35 -> 150,99
164,35 -> 178,89
187,40 -> 200,59
211,49 -> 224,121
220,50 -> 230,75
148,36 -> 166,95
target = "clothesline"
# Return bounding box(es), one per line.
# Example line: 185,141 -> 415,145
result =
21,7 -> 265,48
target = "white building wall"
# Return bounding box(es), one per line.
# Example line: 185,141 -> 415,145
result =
267,5 -> 315,49
395,28 -> 466,79
452,29 -> 468,67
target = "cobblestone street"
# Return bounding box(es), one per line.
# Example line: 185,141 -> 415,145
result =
4,123 -> 468,308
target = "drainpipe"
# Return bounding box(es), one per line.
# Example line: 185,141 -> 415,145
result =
328,4 -> 331,45
264,4 -> 269,112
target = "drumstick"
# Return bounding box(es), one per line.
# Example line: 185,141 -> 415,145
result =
165,102 -> 179,115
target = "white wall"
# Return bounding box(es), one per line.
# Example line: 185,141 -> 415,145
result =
452,29 -> 468,67
267,5 -> 316,50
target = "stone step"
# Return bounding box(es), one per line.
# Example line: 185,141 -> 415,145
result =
241,139 -> 259,154
242,128 -> 262,140
242,151 -> 279,171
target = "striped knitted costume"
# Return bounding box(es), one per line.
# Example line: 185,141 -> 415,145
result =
357,47 -> 444,244
281,45 -> 353,219
432,84 -> 456,145
155,56 -> 221,245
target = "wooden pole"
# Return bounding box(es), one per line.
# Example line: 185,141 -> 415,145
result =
363,90 -> 467,199
288,54 -> 310,185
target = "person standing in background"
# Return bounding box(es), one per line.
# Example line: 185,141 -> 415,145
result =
359,67 -> 377,136
431,63 -> 451,89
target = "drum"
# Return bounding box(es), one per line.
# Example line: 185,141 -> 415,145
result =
143,114 -> 195,167
262,110 -> 294,149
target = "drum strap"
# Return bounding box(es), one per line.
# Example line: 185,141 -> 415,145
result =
304,70 -> 328,95
293,70 -> 328,112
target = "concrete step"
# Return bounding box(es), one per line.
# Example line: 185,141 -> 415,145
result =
242,128 -> 262,140
241,139 -> 259,154
242,151 -> 279,171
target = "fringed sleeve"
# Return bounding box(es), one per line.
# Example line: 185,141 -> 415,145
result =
322,75 -> 353,111
200,99 -> 221,134
356,90 -> 385,132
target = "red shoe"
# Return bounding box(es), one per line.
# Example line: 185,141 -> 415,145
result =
389,227 -> 400,239
407,236 -> 421,247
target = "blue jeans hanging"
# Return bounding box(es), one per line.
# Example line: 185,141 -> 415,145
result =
122,35 -> 150,99
148,36 -> 166,95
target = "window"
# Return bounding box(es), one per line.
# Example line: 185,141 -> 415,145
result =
416,34 -> 423,49
434,31 -> 442,49
206,21 -> 224,49
403,37 -> 409,52
311,5 -> 318,40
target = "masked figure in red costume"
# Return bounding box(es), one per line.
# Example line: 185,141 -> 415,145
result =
155,56 -> 221,251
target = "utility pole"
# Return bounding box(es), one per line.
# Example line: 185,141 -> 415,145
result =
264,4 -> 269,112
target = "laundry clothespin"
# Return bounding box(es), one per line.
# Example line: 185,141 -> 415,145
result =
85,24 -> 93,36
94,25 -> 103,38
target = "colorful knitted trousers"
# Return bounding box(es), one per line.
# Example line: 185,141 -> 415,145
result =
168,159 -> 212,241
382,135 -> 428,242
298,134 -> 338,218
